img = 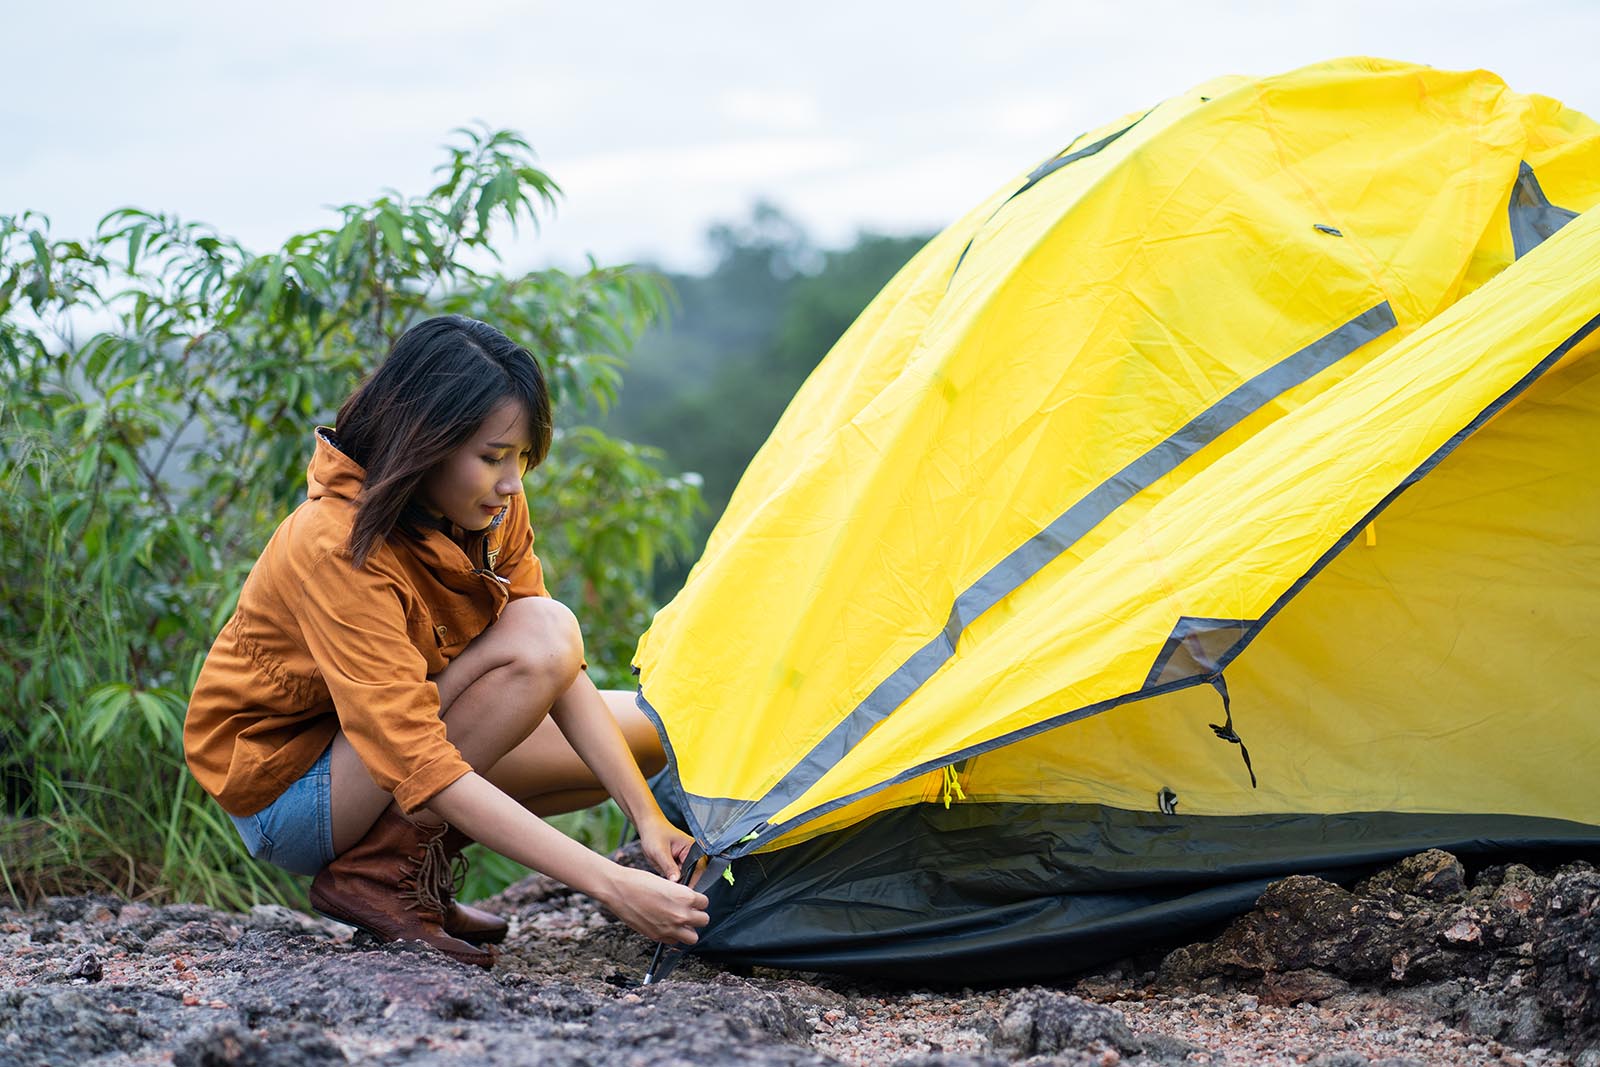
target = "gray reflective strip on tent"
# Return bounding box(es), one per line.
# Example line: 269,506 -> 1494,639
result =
694,301 -> 1397,853
735,301 -> 1600,858
1209,306 -> 1600,684
947,113 -> 1152,289
1509,162 -> 1578,260
1015,120 -> 1144,197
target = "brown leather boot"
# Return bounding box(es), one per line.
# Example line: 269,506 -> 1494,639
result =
436,827 -> 511,945
309,808 -> 496,970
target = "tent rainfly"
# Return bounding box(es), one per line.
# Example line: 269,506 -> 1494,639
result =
635,57 -> 1600,981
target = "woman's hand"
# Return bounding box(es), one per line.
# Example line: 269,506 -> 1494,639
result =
636,811 -> 697,881
599,863 -> 710,945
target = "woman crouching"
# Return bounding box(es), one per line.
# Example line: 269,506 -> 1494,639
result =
183,315 -> 707,968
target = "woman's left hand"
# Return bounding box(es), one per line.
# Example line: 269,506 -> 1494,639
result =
636,812 -> 697,881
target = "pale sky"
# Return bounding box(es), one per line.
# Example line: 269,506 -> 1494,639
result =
5,1 -> 1598,273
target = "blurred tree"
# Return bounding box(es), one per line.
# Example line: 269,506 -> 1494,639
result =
0,126 -> 698,906
607,206 -> 930,601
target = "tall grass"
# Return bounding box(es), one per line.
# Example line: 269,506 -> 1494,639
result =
0,424 -> 302,909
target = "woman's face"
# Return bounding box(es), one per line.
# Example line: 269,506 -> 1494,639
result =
418,398 -> 534,532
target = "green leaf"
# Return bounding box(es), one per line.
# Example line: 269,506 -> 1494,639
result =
262,256 -> 285,312
333,217 -> 362,266
81,403 -> 107,440
377,209 -> 406,261
126,222 -> 148,272
73,443 -> 103,488
84,684 -> 135,745
134,690 -> 176,746
0,266 -> 20,312
473,171 -> 506,233
105,442 -> 143,489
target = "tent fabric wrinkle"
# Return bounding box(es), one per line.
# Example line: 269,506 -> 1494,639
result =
635,57 -> 1600,978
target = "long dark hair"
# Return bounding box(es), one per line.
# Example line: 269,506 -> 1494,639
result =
335,315 -> 552,566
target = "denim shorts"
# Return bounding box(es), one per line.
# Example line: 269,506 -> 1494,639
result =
230,743 -> 335,877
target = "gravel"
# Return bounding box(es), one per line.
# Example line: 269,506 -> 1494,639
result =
1,848 -> 1594,1066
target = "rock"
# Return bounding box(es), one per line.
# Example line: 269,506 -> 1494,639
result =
1156,851 -> 1600,1057
0,988 -> 161,1064
1308,1053 -> 1371,1067
244,904 -> 337,937
1533,863 -> 1600,1050
42,894 -> 122,924
147,919 -> 239,954
991,989 -> 1139,1057
625,977 -> 813,1043
1261,968 -> 1352,1006
1136,1031 -> 1206,1064
171,1022 -> 346,1066
1443,982 -> 1551,1047
64,949 -> 103,982
1357,850 -> 1467,902
230,951 -> 520,1027
1160,875 -> 1399,982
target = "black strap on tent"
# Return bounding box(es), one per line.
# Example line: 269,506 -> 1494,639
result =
1207,674 -> 1257,788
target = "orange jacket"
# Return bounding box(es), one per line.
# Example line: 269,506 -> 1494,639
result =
183,430 -> 549,816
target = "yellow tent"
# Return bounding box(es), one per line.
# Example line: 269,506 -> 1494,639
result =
635,58 -> 1600,979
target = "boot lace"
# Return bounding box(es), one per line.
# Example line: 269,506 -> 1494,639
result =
397,828 -> 450,919
442,849 -> 470,904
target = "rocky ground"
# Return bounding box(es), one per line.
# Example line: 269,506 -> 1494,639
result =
2,848 -> 1596,1067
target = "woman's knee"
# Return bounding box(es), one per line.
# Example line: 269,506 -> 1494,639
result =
495,596 -> 585,689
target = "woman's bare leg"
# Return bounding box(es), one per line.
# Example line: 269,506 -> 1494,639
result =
325,598 -> 664,854
481,688 -> 665,816
326,596 -> 584,854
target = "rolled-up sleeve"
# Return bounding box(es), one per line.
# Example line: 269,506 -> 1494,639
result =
296,553 -> 473,813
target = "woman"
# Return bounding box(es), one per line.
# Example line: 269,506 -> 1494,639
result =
183,315 -> 707,969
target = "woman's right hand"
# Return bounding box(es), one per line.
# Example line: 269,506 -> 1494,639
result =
600,863 -> 710,945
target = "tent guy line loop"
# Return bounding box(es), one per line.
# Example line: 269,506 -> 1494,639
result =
1206,674 -> 1257,789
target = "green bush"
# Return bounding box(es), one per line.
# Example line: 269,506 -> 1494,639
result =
0,127 -> 699,908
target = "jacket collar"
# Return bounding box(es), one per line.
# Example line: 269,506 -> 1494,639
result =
307,427 -> 365,503
307,427 -> 503,585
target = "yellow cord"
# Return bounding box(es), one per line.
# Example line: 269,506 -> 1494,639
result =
940,764 -> 967,808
